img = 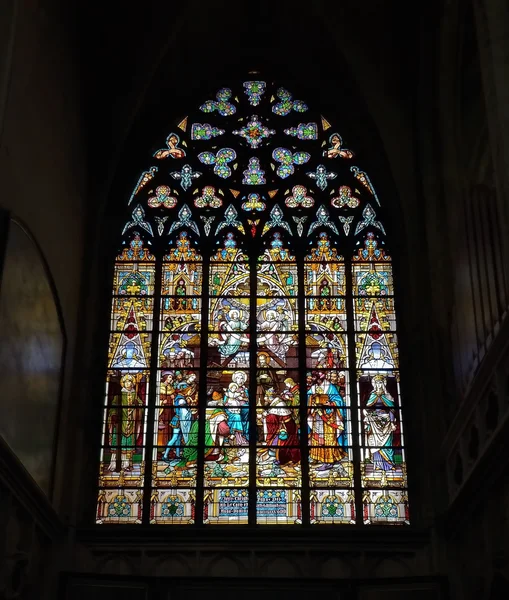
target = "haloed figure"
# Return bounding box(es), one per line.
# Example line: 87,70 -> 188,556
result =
307,372 -> 347,470
212,309 -> 249,358
108,374 -> 143,471
363,375 -> 397,471
361,342 -> 393,369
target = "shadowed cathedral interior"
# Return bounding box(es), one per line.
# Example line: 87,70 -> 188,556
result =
0,1 -> 508,598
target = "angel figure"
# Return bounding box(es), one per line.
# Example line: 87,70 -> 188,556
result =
324,133 -> 354,159
210,308 -> 249,358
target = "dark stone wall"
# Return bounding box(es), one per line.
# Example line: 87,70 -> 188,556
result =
0,0 -> 86,512
59,574 -> 446,600
0,1 -> 86,598
0,219 -> 64,495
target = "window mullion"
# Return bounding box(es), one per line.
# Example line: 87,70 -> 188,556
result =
248,252 -> 258,526
345,255 -> 363,525
195,254 -> 210,526
142,256 -> 163,525
297,249 -> 310,525
98,78 -> 412,528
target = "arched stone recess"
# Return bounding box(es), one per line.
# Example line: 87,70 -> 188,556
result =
98,554 -> 136,576
259,555 -> 302,579
372,557 -> 412,578
151,554 -> 191,577
0,216 -> 65,498
204,554 -> 244,578
319,555 -> 353,578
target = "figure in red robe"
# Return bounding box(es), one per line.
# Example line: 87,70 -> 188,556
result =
263,399 -> 300,466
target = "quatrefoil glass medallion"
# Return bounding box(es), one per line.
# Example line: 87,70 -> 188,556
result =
233,115 -> 275,149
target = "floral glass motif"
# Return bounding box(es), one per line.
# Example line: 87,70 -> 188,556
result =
116,232 -> 155,263
191,123 -> 225,140
311,490 -> 355,524
293,216 -> 307,236
101,78 -> 409,526
243,157 -> 266,185
262,205 -> 292,236
308,205 -> 339,236
155,216 -> 168,236
355,204 -> 386,236
354,232 -> 390,262
170,164 -> 201,191
241,193 -> 266,212
284,123 -> 318,140
168,205 -> 200,236
272,148 -> 310,179
215,204 -> 245,235
165,230 -> 201,263
331,186 -> 360,209
200,88 -> 236,116
272,87 -> 308,116
200,216 -> 215,236
198,148 -> 236,179
194,186 -> 222,209
97,490 -> 143,524
123,205 -> 153,237
339,216 -> 354,236
307,164 -> 337,191
285,185 -> 314,208
148,185 -> 178,209
233,115 -> 275,148
244,81 -> 266,106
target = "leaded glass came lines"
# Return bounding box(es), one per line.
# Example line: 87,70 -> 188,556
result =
96,78 -> 409,526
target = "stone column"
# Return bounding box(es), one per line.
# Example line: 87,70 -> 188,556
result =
474,0 -> 509,290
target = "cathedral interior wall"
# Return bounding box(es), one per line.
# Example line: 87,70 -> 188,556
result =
0,2 -> 87,599
0,1 -> 508,599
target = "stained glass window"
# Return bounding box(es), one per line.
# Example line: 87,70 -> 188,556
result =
96,78 -> 409,526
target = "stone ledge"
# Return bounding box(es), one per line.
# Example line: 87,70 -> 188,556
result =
0,437 -> 64,539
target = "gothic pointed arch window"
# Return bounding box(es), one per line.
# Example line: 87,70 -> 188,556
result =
96,78 -> 409,526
